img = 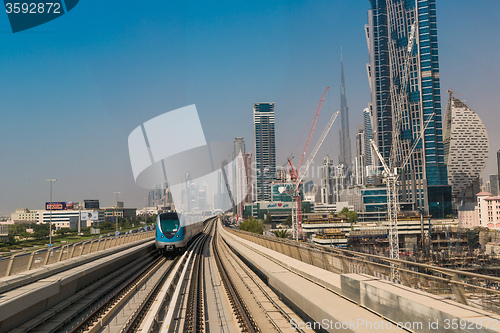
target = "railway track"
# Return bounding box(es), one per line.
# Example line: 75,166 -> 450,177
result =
213,221 -> 314,333
5,216 -> 314,333
137,217 -> 258,333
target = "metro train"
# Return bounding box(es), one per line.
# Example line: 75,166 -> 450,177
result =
155,212 -> 204,253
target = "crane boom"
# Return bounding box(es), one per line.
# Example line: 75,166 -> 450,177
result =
295,110 -> 340,192
292,110 -> 340,240
296,87 -> 330,179
370,139 -> 391,175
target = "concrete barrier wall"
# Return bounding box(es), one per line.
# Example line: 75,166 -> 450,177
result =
0,241 -> 155,333
222,227 -> 500,333
0,231 -> 154,278
341,274 -> 500,333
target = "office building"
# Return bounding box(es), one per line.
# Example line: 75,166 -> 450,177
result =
363,107 -> 373,168
355,127 -> 366,185
365,0 -> 450,217
321,156 -> 334,204
84,200 -> 100,209
339,58 -> 352,169
0,224 -> 8,242
11,209 -> 38,222
443,96 -> 489,204
477,192 -> 500,230
148,181 -> 172,208
497,149 -> 500,194
490,175 -> 499,197
234,137 -> 245,157
253,103 -> 276,201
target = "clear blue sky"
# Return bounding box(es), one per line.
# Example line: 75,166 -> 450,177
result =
1,0 -> 499,215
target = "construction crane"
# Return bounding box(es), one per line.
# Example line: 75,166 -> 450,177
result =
288,87 -> 330,182
370,112 -> 435,281
292,110 -> 341,240
296,87 -> 330,178
284,87 -> 329,239
371,4 -> 421,281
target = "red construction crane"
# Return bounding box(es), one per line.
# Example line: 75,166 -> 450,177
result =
296,87 -> 330,179
287,86 -> 330,239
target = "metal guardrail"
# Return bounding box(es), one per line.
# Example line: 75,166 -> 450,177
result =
226,227 -> 500,315
0,231 -> 155,278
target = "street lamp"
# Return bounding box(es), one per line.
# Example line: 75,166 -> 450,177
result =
45,179 -> 57,246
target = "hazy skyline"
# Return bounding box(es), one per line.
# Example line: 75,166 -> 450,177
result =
1,1 -> 499,216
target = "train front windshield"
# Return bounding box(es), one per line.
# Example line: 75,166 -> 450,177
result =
159,213 -> 180,235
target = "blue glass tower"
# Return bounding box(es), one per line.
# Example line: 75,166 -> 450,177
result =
366,0 -> 392,164
366,0 -> 450,217
253,103 -> 276,201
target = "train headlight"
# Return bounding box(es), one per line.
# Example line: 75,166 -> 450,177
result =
176,235 -> 179,238
161,235 -> 164,238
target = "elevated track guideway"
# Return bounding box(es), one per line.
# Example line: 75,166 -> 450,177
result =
3,216 -> 500,332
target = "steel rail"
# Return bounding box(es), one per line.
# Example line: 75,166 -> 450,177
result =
217,232 -> 307,333
121,255 -> 181,333
213,226 -> 258,333
69,254 -> 163,333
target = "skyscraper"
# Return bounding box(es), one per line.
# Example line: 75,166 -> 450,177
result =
253,103 -> 276,201
497,149 -> 500,194
366,0 -> 450,217
444,96 -> 489,203
355,127 -> 366,185
234,137 -> 245,158
363,107 -> 373,168
339,58 -> 352,169
490,175 -> 498,197
233,137 -> 250,216
321,155 -> 334,204
365,0 -> 391,163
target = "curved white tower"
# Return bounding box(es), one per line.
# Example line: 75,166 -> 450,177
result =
444,96 -> 489,200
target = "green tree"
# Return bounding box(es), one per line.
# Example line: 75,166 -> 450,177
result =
282,214 -> 292,227
264,214 -> 272,224
55,228 -> 71,237
7,233 -> 16,245
239,218 -> 264,234
34,229 -> 49,240
339,207 -> 358,223
273,229 -> 289,238
101,222 -> 114,230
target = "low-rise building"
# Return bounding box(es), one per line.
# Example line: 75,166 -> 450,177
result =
243,201 -> 313,222
302,213 -> 350,247
458,203 -> 480,228
0,224 -> 9,242
314,202 -> 353,214
11,209 -> 38,222
103,207 -> 137,222
39,210 -> 105,229
477,192 -> 500,230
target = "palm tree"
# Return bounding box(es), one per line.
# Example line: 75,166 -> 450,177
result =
273,229 -> 289,238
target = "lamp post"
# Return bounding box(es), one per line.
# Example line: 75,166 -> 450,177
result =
45,179 -> 57,246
